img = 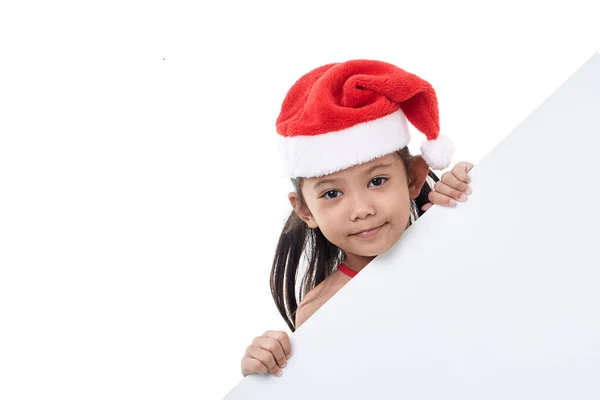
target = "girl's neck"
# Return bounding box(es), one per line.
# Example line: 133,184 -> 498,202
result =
343,253 -> 376,273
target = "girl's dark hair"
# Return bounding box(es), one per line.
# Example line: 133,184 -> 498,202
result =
269,147 -> 439,332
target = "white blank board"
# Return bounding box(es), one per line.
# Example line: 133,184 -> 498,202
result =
224,53 -> 600,399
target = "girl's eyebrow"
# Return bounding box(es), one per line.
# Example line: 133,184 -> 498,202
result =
364,162 -> 393,174
312,162 -> 393,189
313,178 -> 341,190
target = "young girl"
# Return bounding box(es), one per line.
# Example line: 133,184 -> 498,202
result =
241,60 -> 474,378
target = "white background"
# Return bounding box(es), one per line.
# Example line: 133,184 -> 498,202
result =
0,1 -> 598,399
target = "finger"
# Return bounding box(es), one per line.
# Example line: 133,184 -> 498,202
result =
264,330 -> 292,360
421,202 -> 433,212
428,190 -> 456,206
441,172 -> 471,194
246,345 -> 278,370
241,350 -> 271,375
435,181 -> 468,202
255,335 -> 288,369
453,162 -> 474,183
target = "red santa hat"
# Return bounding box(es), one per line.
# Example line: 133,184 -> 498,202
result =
276,60 -> 455,178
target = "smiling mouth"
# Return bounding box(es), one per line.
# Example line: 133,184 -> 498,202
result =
351,223 -> 386,238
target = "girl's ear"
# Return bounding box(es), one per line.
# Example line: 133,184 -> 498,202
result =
407,155 -> 430,199
288,192 -> 318,228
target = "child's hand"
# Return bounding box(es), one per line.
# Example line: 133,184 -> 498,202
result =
422,161 -> 474,211
241,330 -> 292,378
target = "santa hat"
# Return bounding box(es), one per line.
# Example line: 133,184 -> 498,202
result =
276,60 -> 455,178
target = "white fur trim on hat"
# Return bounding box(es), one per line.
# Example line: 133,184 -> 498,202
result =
420,134 -> 455,170
278,110 -> 410,178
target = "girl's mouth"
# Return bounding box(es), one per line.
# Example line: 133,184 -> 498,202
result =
352,223 -> 386,238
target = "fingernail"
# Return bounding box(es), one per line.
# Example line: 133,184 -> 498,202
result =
466,187 -> 472,195
275,369 -> 283,377
282,362 -> 287,368
459,194 -> 467,201
448,199 -> 456,206
287,354 -> 292,360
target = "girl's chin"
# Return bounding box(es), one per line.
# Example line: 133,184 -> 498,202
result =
349,243 -> 394,258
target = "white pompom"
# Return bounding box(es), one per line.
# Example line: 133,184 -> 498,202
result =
420,135 -> 455,170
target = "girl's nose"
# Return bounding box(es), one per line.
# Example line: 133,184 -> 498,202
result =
349,195 -> 376,221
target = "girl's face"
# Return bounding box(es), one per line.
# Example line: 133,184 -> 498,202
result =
290,153 -> 429,262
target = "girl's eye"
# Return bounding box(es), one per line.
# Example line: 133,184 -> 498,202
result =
369,177 -> 388,187
322,190 -> 342,199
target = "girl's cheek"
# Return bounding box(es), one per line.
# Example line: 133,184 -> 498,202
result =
321,205 -> 344,225
321,197 -> 343,210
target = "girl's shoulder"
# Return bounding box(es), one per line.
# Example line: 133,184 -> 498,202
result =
295,269 -> 351,328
